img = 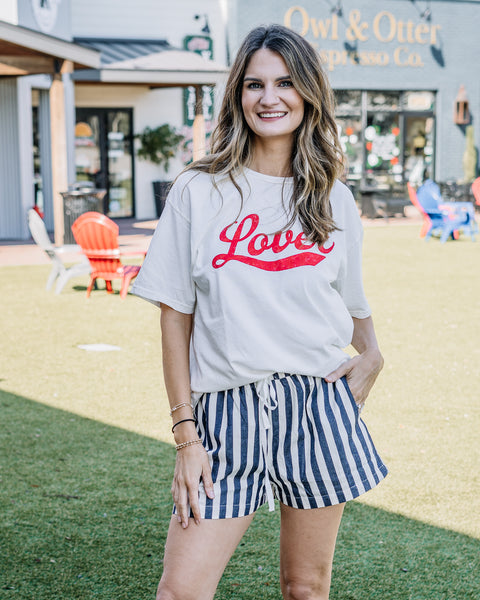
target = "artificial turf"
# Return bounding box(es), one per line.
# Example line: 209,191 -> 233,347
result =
1,222 -> 479,598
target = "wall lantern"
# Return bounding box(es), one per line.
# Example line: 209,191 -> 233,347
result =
454,85 -> 470,125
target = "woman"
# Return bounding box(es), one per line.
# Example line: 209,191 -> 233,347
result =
133,24 -> 387,600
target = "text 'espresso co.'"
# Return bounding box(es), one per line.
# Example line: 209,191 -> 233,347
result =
284,6 -> 442,71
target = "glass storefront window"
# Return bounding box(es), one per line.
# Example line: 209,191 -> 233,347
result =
75,115 -> 101,185
32,99 -> 43,214
402,91 -> 435,111
335,90 -> 362,115
364,113 -> 401,182
367,91 -> 400,111
404,116 -> 435,184
107,111 -> 134,217
337,117 -> 363,181
335,90 -> 436,189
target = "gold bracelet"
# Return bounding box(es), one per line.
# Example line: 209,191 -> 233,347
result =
175,439 -> 202,451
169,402 -> 193,417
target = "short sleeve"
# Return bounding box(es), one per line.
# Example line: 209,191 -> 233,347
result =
131,182 -> 195,313
331,184 -> 371,319
340,229 -> 371,318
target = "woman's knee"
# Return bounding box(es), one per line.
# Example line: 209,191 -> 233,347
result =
156,579 -> 213,600
156,581 -> 189,600
281,574 -> 331,600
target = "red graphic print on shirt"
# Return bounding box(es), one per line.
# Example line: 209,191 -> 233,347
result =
212,214 -> 334,271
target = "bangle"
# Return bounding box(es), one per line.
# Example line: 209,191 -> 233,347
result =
172,418 -> 196,433
169,402 -> 193,417
175,439 -> 202,451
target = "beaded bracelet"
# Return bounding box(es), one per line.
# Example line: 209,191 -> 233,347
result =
171,418 -> 196,433
169,402 -> 193,417
175,439 -> 202,451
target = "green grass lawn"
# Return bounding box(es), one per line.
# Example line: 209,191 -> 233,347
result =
1,223 -> 479,599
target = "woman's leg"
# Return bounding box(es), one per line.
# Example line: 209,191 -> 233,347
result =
279,503 -> 345,600
157,513 -> 255,600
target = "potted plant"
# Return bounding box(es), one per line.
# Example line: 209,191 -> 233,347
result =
136,124 -> 184,217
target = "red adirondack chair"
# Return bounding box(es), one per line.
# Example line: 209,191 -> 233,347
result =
72,212 -> 142,299
472,177 -> 480,206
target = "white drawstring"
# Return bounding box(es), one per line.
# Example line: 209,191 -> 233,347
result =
256,375 -> 279,511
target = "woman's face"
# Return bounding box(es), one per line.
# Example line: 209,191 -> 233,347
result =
241,48 -> 304,146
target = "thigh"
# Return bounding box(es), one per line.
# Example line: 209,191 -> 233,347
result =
279,502 -> 345,600
157,513 -> 255,600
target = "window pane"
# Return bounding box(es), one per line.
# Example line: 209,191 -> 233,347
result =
365,113 -> 401,180
107,110 -> 133,218
367,91 -> 400,111
402,91 -> 435,111
404,116 -> 435,184
75,116 -> 101,186
335,90 -> 362,115
337,117 -> 363,182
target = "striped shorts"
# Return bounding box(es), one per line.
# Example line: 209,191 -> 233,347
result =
177,373 -> 388,519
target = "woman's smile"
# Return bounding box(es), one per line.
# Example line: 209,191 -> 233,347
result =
258,111 -> 287,119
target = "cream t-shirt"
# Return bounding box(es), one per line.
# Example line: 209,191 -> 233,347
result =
132,168 -> 371,393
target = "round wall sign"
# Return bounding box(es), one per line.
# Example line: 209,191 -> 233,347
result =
31,0 -> 62,34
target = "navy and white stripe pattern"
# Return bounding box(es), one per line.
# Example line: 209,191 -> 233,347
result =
179,373 -> 388,519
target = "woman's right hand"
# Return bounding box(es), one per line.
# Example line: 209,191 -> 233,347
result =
171,443 -> 215,528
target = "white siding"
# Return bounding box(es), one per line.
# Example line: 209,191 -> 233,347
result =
71,0 -> 228,64
0,79 -> 22,239
0,1 -> 18,24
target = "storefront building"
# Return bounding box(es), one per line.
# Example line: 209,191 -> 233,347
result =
2,1 -> 478,240
0,2 -> 100,242
1,0 -> 228,241
228,0 -> 480,196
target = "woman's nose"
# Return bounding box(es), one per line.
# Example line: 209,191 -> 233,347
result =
259,84 -> 279,105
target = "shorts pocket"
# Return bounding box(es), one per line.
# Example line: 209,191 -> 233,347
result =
340,376 -> 362,415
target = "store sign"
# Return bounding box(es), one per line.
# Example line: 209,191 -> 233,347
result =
284,6 -> 442,71
183,35 -> 215,126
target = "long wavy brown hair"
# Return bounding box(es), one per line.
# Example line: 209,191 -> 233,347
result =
183,24 -> 345,245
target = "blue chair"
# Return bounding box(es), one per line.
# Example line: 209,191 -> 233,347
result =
416,180 -> 476,243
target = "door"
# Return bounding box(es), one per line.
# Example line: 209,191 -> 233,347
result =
403,114 -> 435,185
75,108 -> 135,217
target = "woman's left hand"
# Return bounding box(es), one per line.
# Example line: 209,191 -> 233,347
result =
325,348 -> 384,408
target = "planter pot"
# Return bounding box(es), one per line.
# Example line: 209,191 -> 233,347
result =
152,181 -> 172,218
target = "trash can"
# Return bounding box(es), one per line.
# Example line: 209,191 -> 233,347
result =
152,181 -> 172,218
61,189 -> 107,244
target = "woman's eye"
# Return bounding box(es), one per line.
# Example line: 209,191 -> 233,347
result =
279,80 -> 293,87
246,82 -> 262,89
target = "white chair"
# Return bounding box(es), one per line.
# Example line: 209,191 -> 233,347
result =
27,209 -> 91,294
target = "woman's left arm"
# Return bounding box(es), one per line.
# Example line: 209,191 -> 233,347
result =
325,316 -> 384,407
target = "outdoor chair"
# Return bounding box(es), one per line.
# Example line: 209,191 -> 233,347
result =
472,177 -> 480,206
407,183 -> 432,238
71,211 -> 142,299
416,180 -> 475,243
27,208 -> 91,294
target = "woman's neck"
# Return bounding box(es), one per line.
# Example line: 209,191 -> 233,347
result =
248,138 -> 293,177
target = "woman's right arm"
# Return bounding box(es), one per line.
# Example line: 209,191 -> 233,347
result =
160,303 -> 214,528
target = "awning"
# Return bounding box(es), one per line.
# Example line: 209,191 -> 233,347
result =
72,38 -> 228,87
0,20 -> 101,76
